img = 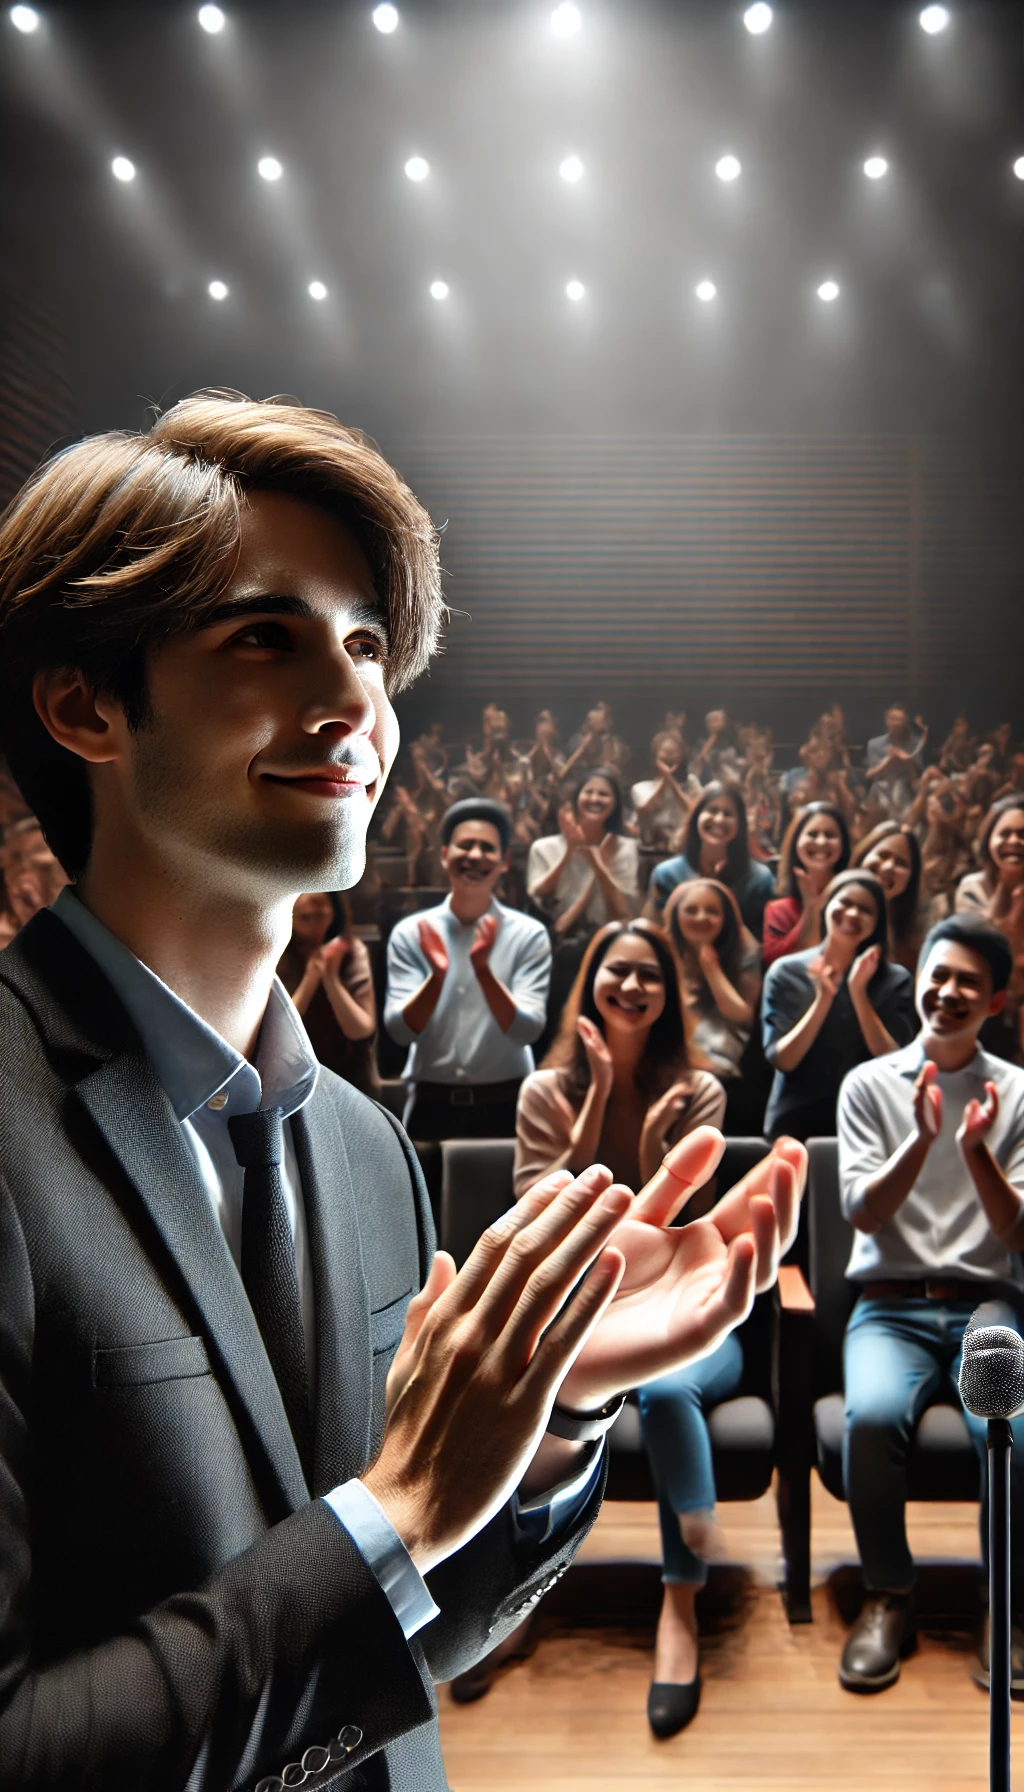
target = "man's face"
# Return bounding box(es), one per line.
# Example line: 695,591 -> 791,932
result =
886,707 -> 909,740
107,491 -> 398,901
441,820 -> 507,895
916,939 -> 1002,1043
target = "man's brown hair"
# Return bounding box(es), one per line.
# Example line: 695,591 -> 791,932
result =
0,390 -> 444,878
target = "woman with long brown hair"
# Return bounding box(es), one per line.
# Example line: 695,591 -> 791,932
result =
850,821 -> 923,974
663,878 -> 764,1134
762,801 -> 851,967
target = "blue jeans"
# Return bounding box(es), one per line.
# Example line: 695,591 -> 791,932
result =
637,1333 -> 745,1585
843,1296 -> 1024,1602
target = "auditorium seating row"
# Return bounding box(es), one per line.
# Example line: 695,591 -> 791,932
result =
376,1097 -> 982,1626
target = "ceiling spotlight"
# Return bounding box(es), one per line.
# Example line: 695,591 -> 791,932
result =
1014,155 -> 1024,181
919,5 -> 949,31
257,155 -> 283,181
10,5 -> 40,30
743,4 -> 773,33
817,279 -> 840,302
550,3 -> 581,38
208,280 -> 229,301
404,155 -> 429,182
559,154 -> 585,184
308,280 -> 328,301
565,278 -> 585,302
430,280 -> 449,300
372,3 -> 398,30
111,156 -> 136,183
863,155 -> 889,179
715,154 -> 741,182
197,4 -> 225,31
695,279 -> 717,302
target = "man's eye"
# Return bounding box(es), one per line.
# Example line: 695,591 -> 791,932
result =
234,621 -> 292,650
348,635 -> 386,663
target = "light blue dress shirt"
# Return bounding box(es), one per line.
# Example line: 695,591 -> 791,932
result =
51,889 -> 601,1638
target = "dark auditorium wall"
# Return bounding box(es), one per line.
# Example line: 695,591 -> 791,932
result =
386,433 -> 1023,747
0,288 -> 74,512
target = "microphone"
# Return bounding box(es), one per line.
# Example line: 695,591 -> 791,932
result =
958,1323 -> 1024,1420
959,1313 -> 1024,1792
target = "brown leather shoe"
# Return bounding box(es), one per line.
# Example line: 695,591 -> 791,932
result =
971,1613 -> 1024,1696
449,1615 -> 536,1704
839,1593 -> 916,1692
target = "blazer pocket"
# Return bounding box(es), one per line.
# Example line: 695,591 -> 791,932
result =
370,1288 -> 414,1357
94,1335 -> 212,1389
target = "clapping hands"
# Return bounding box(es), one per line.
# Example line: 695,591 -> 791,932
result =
418,918 -> 450,977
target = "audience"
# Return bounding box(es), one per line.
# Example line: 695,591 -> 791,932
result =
837,916 -> 1024,1695
0,812 -> 68,948
761,870 -> 916,1140
631,730 -> 702,852
646,783 -> 775,939
385,798 -> 551,1138
864,704 -> 926,819
851,821 -> 924,974
277,892 -> 379,1098
664,879 -> 764,1134
763,802 -> 851,967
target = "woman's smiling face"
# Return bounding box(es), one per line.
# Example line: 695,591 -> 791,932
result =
577,776 -> 615,827
698,796 -> 738,849
862,831 -> 913,898
796,812 -> 843,874
674,884 -> 724,948
825,881 -> 879,949
593,933 -> 666,1034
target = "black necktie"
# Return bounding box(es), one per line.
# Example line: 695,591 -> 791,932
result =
228,1106 -> 312,1479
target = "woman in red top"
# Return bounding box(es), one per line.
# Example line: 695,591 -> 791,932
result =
762,801 -> 850,967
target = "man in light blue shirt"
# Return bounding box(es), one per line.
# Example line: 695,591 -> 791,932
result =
385,798 -> 551,1139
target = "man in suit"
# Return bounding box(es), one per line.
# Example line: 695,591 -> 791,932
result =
0,392 -> 803,1791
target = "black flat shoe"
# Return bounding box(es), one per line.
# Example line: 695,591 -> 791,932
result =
647,1674 -> 701,1738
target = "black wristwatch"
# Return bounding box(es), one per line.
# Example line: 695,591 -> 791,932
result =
545,1392 -> 627,1443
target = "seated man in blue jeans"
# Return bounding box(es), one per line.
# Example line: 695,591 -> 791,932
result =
837,915 -> 1024,1693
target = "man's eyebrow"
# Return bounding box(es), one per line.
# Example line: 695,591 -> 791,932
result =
196,593 -> 388,637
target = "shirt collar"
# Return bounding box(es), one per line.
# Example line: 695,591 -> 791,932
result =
889,1035 -> 990,1083
51,887 -> 318,1123
441,892 -> 502,930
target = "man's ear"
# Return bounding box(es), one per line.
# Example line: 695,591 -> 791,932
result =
500,849 -> 511,875
33,669 -> 122,766
990,989 -> 1008,1018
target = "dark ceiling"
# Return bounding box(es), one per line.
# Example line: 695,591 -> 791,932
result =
2,0 -> 1022,442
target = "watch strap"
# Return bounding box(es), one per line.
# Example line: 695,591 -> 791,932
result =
545,1392 -> 626,1443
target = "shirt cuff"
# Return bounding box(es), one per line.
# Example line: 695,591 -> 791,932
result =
323,1478 -> 440,1640
510,1438 -> 605,1549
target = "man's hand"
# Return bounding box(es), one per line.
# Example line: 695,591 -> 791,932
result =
558,1129 -> 806,1411
577,1015 -> 614,1103
913,1059 -> 943,1142
418,918 -> 449,977
848,944 -> 881,1000
469,912 -> 499,975
958,1079 -> 999,1158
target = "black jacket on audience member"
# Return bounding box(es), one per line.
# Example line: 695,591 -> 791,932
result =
0,911 -> 602,1792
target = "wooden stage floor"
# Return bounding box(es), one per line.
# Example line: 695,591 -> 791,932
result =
438,1476 -> 1024,1791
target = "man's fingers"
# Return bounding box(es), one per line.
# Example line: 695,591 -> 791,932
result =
520,1246 -> 626,1398
709,1139 -> 807,1242
633,1126 -> 725,1226
749,1193 -> 779,1292
696,1235 -> 758,1355
480,1180 -> 634,1342
446,1165 -> 615,1315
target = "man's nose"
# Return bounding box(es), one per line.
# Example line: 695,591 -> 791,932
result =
302,645 -> 377,738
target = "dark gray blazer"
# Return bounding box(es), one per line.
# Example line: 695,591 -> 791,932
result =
0,911 -> 604,1792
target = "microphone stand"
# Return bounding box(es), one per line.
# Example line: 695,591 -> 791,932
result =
988,1416 -> 1012,1792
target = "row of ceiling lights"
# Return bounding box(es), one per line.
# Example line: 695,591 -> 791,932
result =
4,1 -> 965,38
198,274 -> 842,305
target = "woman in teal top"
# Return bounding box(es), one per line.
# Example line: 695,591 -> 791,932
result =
645,782 -> 775,939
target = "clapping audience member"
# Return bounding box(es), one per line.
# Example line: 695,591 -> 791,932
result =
916,779 -> 972,919
277,892 -> 379,1098
692,708 -> 742,786
761,869 -> 916,1140
631,729 -> 701,851
385,798 -> 551,1138
864,704 -> 927,819
851,822 -> 924,974
664,879 -> 764,1134
562,700 -> 630,780
527,770 -> 638,939
836,917 -> 1024,1696
742,728 -> 781,859
955,795 -> 1024,918
762,802 -> 851,967
938,713 -> 976,776
646,783 -> 775,939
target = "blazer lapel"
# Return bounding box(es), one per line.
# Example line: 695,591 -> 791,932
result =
292,1086 -> 372,1495
75,1051 -> 310,1517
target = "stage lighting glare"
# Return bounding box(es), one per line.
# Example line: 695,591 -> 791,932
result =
695,280 -> 717,302
743,4 -> 772,34
1014,155 -> 1024,181
372,3 -> 398,31
308,281 -> 328,301
864,155 -> 889,179
197,4 -> 225,32
715,154 -> 741,183
208,280 -> 229,300
430,280 -> 449,300
10,5 -> 39,30
111,156 -> 136,183
817,280 -> 840,302
404,155 -> 429,182
565,279 -> 585,302
919,5 -> 949,31
559,154 -> 584,184
258,156 -> 283,182
550,3 -> 581,39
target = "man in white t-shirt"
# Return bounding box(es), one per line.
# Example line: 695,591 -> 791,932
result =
836,915 -> 1024,1695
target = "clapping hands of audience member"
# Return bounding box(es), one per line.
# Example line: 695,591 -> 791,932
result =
418,917 -> 450,978
847,943 -> 881,999
468,911 -> 499,974
367,1130 -> 805,1573
808,953 -> 843,1004
912,1059 -> 943,1141
577,1014 -> 615,1101
957,1078 -> 999,1157
558,803 -> 588,852
638,1081 -> 695,1183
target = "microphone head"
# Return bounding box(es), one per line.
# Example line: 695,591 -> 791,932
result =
958,1322 -> 1024,1420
